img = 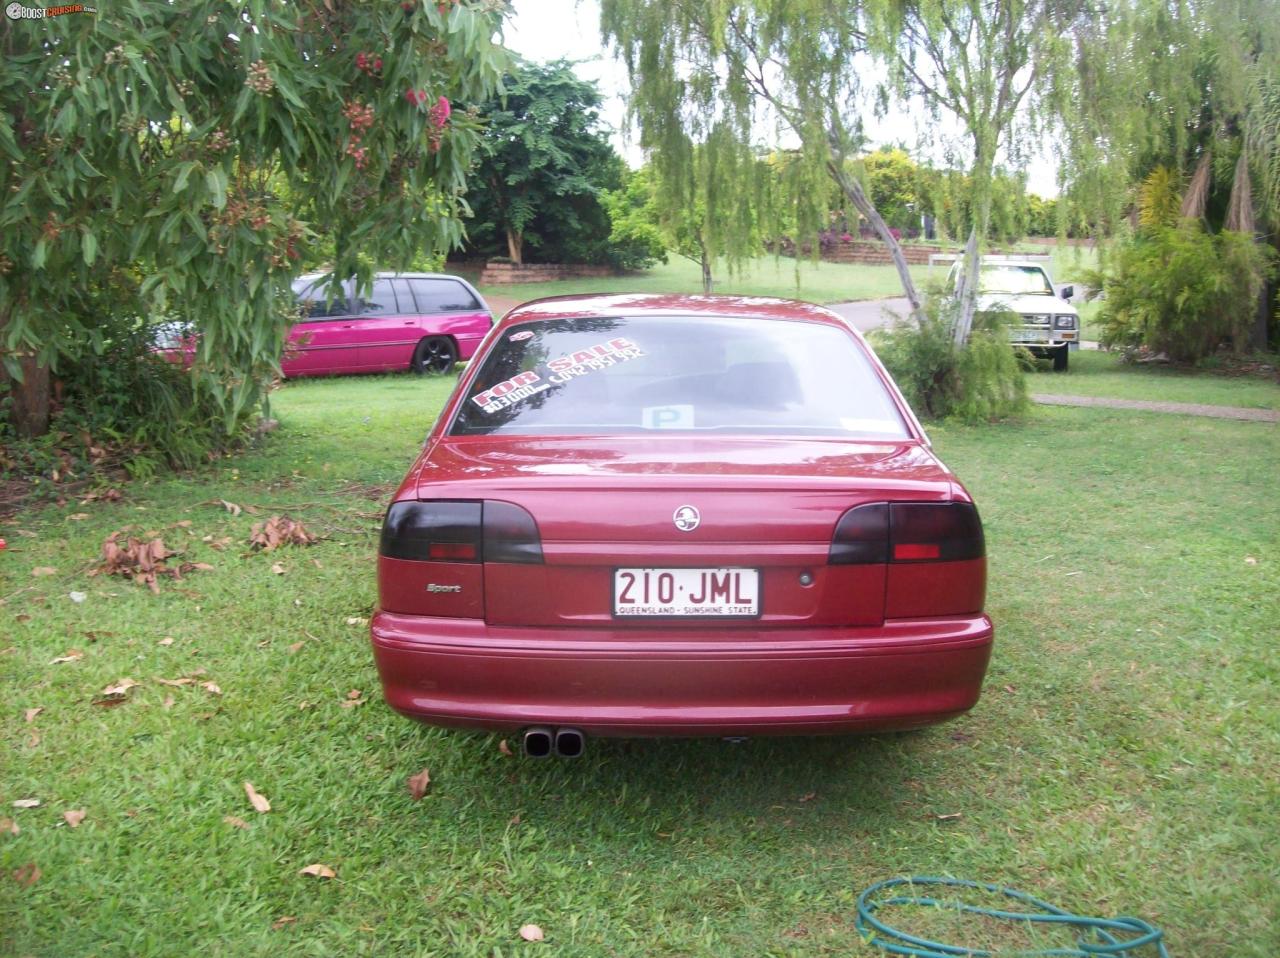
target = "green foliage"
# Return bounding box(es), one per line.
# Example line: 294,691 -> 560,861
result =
860,147 -> 921,232
1094,221 -> 1276,362
1138,166 -> 1183,230
873,297 -> 1029,422
0,329 -> 249,482
63,333 -> 251,477
1061,0 -> 1280,238
464,60 -> 620,265
601,1 -> 854,278
1,0 -> 509,436
600,168 -> 669,270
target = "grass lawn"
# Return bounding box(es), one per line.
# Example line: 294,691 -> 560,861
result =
1026,348 -> 1280,410
2,373 -> 1277,956
476,254 -> 932,307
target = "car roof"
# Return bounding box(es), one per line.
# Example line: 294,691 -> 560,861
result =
293,271 -> 474,285
498,293 -> 850,330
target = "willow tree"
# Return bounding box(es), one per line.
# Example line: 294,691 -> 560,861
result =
1,0 -> 508,438
865,0 -> 1086,344
600,0 -> 924,312
1060,0 -> 1280,347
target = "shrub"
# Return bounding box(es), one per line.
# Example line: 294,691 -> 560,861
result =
54,329 -> 255,478
872,297 -> 1029,422
1094,221 -> 1275,362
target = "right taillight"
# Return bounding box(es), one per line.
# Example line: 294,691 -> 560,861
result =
889,502 -> 984,562
829,501 -> 984,564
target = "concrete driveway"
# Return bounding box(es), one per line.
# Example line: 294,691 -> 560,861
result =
826,297 -> 913,333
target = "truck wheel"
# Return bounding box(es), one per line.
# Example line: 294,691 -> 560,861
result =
1052,346 -> 1069,372
411,336 -> 457,375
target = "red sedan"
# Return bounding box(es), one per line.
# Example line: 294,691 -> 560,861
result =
372,294 -> 993,756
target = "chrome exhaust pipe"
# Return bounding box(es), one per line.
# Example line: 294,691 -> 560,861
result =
553,727 -> 585,758
522,726 -> 553,759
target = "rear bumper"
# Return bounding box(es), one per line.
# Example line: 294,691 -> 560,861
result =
370,612 -> 994,736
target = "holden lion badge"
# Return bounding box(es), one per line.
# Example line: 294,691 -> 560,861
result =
673,505 -> 700,532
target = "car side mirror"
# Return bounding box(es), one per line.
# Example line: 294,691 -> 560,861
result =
1059,285 -> 1074,300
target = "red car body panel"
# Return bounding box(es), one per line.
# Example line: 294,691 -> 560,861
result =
371,294 -> 993,737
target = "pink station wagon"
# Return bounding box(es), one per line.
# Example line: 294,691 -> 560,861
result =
285,272 -> 493,377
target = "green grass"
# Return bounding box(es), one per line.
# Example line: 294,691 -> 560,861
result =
477,254 -> 932,306
1027,347 -> 1280,410
3,374 -> 1278,956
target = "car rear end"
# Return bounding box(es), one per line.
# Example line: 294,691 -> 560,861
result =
370,298 -> 993,739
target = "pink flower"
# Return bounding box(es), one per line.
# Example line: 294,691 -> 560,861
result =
430,95 -> 451,128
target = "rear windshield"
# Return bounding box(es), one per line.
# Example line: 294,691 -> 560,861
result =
448,315 -> 909,438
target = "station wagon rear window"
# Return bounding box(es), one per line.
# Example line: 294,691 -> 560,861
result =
449,316 -> 909,438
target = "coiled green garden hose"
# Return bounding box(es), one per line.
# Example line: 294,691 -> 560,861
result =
856,877 -> 1170,957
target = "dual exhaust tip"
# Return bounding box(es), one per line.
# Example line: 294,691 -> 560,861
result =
522,726 -> 584,759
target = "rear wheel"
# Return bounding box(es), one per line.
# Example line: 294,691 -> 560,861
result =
1052,345 -> 1069,372
411,336 -> 457,375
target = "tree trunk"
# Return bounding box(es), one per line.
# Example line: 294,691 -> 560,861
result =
952,141 -> 996,346
506,228 -> 524,266
1,304 -> 52,437
825,159 -> 922,315
698,235 -> 712,293
952,226 -> 982,346
2,357 -> 52,439
1249,277 -> 1272,351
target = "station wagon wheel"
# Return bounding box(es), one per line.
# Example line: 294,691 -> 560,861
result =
411,336 -> 458,375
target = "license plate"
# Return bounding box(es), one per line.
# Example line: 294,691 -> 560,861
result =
1010,328 -> 1049,342
613,567 -> 759,617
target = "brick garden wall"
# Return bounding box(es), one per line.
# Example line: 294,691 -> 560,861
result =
465,261 -> 623,285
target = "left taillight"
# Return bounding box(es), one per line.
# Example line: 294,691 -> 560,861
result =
380,501 -> 481,562
378,500 -> 543,564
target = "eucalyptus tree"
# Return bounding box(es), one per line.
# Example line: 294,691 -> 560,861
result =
600,0 -> 925,312
1,0 -> 509,438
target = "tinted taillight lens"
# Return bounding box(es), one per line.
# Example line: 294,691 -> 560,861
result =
889,502 -> 984,562
378,500 -> 545,564
829,503 -> 889,565
830,501 -> 984,564
380,501 -> 481,561
483,500 -> 543,564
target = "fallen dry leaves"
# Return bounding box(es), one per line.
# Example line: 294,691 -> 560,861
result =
339,689 -> 365,709
519,924 -> 545,942
50,650 -> 82,664
92,532 -> 213,594
81,487 -> 122,504
271,916 -> 297,930
244,781 -> 271,814
99,678 -> 140,699
23,708 -> 42,723
498,739 -> 514,757
11,799 -> 40,809
200,681 -> 222,696
31,566 -> 57,577
271,562 -> 286,575
298,863 -> 336,879
12,863 -> 40,887
250,516 -> 317,552
224,815 -> 250,830
1,818 -> 18,836
158,636 -> 175,647
62,809 -> 86,828
407,767 -> 432,800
